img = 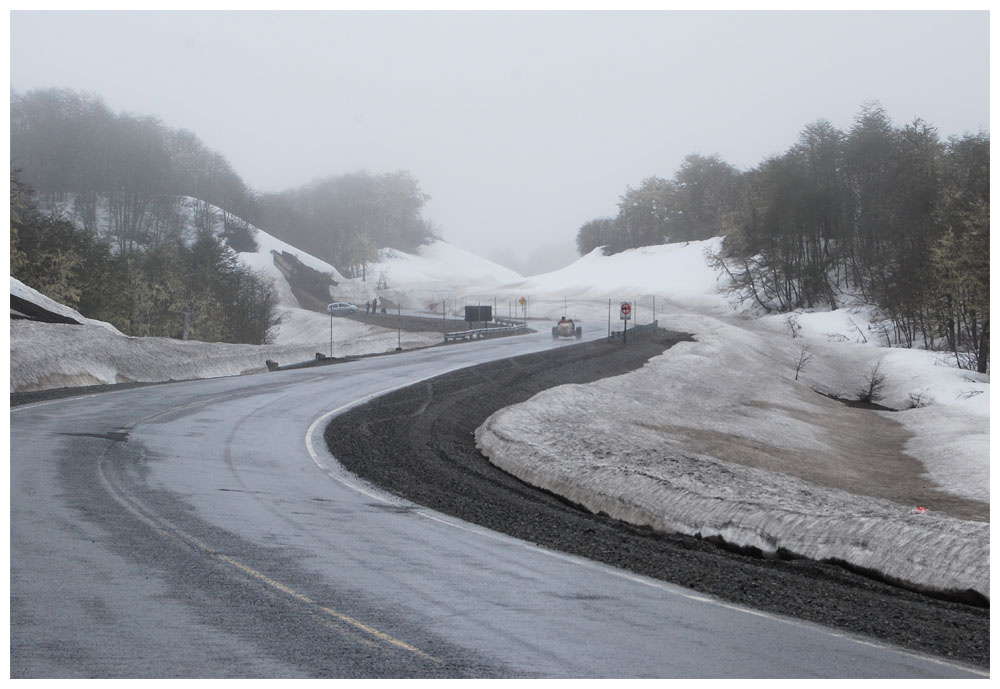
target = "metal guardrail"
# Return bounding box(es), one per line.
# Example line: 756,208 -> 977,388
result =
608,320 -> 658,341
444,320 -> 528,342
265,353 -> 341,372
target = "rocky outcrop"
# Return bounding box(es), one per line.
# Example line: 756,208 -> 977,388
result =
10,294 -> 82,325
271,250 -> 339,312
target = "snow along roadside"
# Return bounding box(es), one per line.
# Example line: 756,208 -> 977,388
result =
9,317 -> 441,393
475,312 -> 989,600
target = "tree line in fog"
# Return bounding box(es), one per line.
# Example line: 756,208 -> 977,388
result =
578,103 -> 989,372
10,88 -> 435,275
10,88 -> 437,343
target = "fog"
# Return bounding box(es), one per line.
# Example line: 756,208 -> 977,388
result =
9,10 -> 989,275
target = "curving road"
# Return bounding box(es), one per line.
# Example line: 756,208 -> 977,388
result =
10,328 -> 985,678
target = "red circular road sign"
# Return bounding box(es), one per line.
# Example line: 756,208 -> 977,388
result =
620,302 -> 632,315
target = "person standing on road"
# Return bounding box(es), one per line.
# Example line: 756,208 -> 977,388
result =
366,300 -> 371,315
372,297 -> 377,314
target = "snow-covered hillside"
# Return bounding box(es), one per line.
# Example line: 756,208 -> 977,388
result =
223,204 -> 522,338
502,239 -> 728,312
10,197 -> 520,392
371,242 -> 522,289
10,207 -> 989,600
336,241 -> 524,316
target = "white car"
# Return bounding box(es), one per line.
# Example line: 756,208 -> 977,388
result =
327,302 -> 358,316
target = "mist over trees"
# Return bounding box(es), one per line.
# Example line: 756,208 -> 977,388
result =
10,87 -> 437,342
11,89 -> 260,255
576,104 -> 989,372
10,87 -> 436,275
256,171 -> 436,279
576,153 -> 741,255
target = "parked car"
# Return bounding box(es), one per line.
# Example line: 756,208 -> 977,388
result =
327,302 -> 358,316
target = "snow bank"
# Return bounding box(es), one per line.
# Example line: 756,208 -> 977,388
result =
10,318 -> 439,393
476,387 -> 987,598
476,309 -> 989,599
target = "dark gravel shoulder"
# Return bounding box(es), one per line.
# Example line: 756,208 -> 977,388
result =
324,330 -> 989,670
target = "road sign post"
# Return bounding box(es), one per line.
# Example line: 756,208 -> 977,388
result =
620,301 -> 631,344
326,302 -> 338,357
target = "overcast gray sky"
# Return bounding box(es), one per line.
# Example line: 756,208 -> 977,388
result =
9,10 -> 990,274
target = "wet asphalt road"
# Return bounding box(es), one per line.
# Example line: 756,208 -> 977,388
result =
9,327 -> 987,678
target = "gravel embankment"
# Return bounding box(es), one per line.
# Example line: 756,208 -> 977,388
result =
324,330 -> 989,670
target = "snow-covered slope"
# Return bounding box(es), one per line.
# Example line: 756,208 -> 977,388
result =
339,241 -> 525,314
503,239 -> 726,307
372,242 -> 522,288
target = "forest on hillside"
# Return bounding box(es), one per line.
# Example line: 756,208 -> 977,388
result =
10,88 -> 438,343
578,104 -> 989,373
11,177 -> 277,344
10,88 -> 436,277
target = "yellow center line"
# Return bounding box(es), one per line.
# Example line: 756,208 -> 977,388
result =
96,453 -> 440,663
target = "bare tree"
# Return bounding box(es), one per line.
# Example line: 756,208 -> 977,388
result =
794,346 -> 813,381
857,360 -> 886,404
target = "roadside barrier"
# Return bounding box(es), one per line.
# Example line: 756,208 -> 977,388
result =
444,320 -> 528,342
266,352 -> 340,371
608,320 -> 658,341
